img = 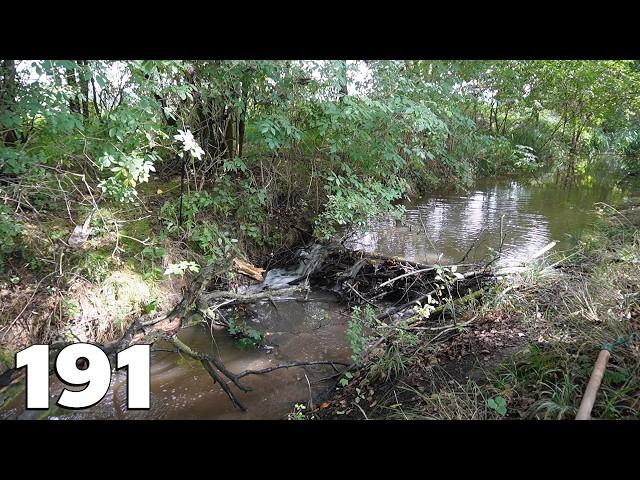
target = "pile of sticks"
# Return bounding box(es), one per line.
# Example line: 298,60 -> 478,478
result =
308,247 -> 490,320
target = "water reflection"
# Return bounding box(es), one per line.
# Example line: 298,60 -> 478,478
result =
348,174 -> 626,267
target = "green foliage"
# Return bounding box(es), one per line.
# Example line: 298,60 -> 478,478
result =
287,403 -> 314,420
346,305 -> 375,365
192,222 -> 238,261
314,166 -> 407,240
3,60 -> 638,263
77,251 -> 112,283
139,245 -> 166,280
226,317 -> 263,348
160,190 -> 240,261
258,115 -> 301,151
96,151 -> 157,202
339,371 -> 354,387
486,396 -> 507,416
0,347 -> 14,370
62,298 -> 80,318
142,299 -> 158,314
607,125 -> 640,158
0,146 -> 41,176
512,145 -> 539,172
0,205 -> 22,272
367,344 -> 409,383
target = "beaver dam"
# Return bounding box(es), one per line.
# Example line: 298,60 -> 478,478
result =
0,174 -> 626,420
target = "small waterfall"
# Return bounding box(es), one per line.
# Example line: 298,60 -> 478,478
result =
246,244 -> 327,293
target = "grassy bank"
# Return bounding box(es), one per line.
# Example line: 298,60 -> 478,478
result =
314,198 -> 640,420
0,173 -> 312,374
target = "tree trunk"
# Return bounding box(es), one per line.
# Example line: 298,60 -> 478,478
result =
489,101 -> 497,134
91,75 -> 101,119
66,63 -> 80,115
78,60 -> 90,121
223,107 -> 235,160
79,60 -> 89,120
566,124 -> 583,180
237,81 -> 248,159
0,60 -> 19,146
338,60 -> 348,100
501,105 -> 510,135
238,114 -> 245,159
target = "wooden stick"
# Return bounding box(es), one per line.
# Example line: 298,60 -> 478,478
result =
378,267 -> 437,288
344,282 -> 378,308
363,251 -> 434,270
375,269 -> 485,321
576,349 -> 611,420
233,257 -> 265,282
236,361 -> 349,379
201,284 -> 307,304
528,241 -> 557,262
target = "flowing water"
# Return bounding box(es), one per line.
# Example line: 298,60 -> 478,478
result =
1,165 -> 632,420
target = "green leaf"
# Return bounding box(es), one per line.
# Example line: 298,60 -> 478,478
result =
487,396 -> 507,416
96,75 -> 106,89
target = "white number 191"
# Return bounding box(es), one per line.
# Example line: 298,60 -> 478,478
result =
16,343 -> 150,410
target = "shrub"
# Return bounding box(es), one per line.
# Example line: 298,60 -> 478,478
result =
0,205 -> 22,272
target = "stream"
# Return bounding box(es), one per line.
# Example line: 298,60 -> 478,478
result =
1,166 -> 631,420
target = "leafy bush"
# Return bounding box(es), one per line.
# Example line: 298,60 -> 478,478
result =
314,165 -> 407,240
0,205 -> 22,272
512,145 -> 539,172
346,305 -> 375,365
163,261 -> 200,276
226,317 -> 263,348
191,221 -> 238,261
77,250 -> 111,283
611,126 -> 640,157
97,151 -> 157,202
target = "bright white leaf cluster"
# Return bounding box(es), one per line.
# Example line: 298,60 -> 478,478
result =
174,129 -> 205,160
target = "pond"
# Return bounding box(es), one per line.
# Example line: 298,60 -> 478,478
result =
347,168 -> 628,267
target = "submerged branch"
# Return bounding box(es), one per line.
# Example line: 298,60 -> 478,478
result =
236,361 -> 349,379
201,284 -> 308,305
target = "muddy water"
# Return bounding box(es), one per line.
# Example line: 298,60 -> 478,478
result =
2,167 -> 630,420
1,289 -> 350,420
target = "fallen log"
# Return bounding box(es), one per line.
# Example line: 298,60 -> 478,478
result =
326,288 -> 488,396
236,360 -> 349,379
492,241 -> 558,274
361,251 -> 436,270
233,257 -> 266,282
401,288 -> 485,328
375,269 -> 488,321
365,288 -> 485,365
